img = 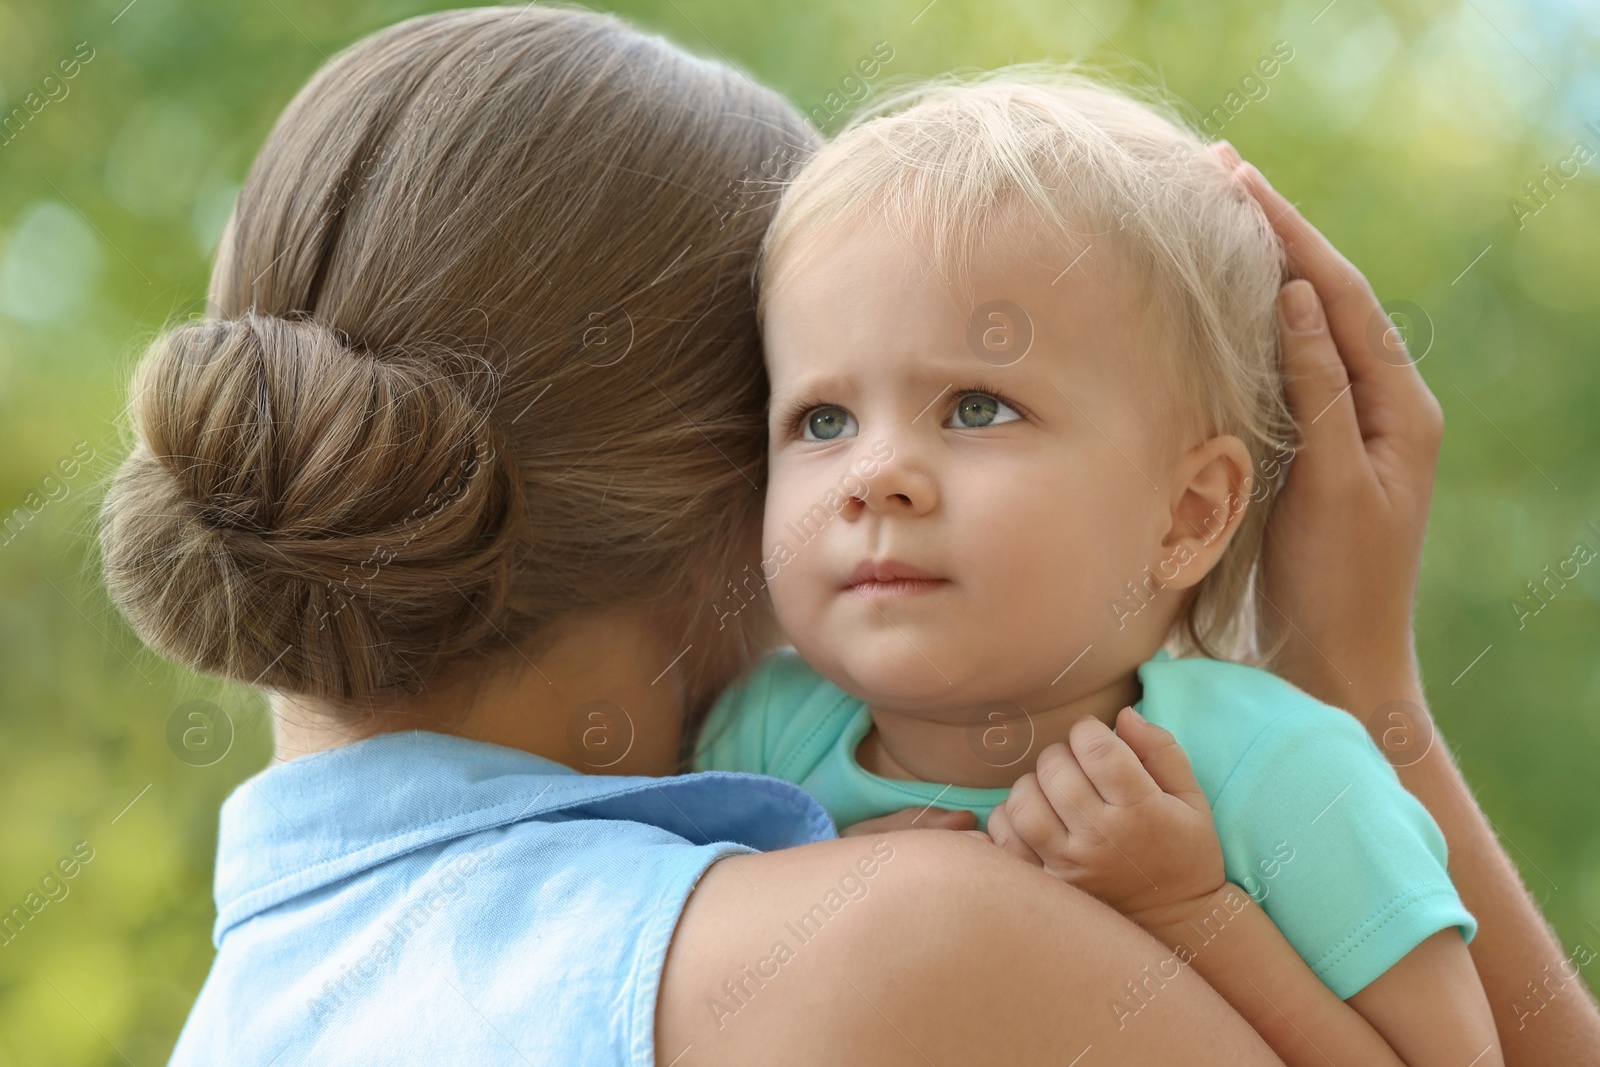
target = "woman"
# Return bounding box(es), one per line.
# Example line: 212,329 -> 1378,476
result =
97,7 -> 1597,1064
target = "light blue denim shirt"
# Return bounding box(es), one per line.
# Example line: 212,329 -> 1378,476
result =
168,731 -> 837,1066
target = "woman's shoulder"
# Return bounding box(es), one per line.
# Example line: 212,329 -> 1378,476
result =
658,830 -> 1282,1065
178,814 -> 750,1065
174,732 -> 838,1066
658,831 -> 1013,1061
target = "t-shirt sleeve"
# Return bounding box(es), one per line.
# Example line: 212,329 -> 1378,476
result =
692,653 -> 794,775
1208,705 -> 1477,999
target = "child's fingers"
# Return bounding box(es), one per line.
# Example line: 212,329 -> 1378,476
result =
1062,715 -> 1160,808
985,797 -> 1044,867
1031,741 -> 1107,836
1000,771 -> 1077,856
1115,707 -> 1211,814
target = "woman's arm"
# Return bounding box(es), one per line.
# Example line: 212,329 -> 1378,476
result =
658,831 -> 1284,1066
1225,149 -> 1600,1063
985,709 -> 1494,1066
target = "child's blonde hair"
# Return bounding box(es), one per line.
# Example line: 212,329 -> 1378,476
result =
757,65 -> 1297,665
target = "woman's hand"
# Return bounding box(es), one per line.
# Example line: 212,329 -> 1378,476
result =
1216,144 -> 1445,718
1207,146 -> 1600,1067
839,805 -> 981,836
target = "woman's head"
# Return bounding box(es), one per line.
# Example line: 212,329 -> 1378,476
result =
100,6 -> 816,716
756,68 -> 1296,689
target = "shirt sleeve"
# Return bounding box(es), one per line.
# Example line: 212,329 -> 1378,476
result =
1208,705 -> 1477,999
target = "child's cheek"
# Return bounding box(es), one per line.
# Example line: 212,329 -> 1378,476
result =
760,482 -> 813,610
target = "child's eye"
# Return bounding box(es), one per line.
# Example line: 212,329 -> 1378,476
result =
800,404 -> 858,441
947,393 -> 1021,429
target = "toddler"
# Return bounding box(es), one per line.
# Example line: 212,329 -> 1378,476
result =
695,69 -> 1499,1064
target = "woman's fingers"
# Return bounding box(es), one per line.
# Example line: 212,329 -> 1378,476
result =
838,806 -> 977,837
1218,151 -> 1443,710
1209,140 -> 1242,171
1275,279 -> 1373,492
1236,162 -> 1443,451
1236,164 -> 1387,378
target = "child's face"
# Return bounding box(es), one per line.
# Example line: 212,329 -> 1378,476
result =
761,214 -> 1203,720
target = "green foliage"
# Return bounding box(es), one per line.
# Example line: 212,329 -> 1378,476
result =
1,0 -> 1596,1061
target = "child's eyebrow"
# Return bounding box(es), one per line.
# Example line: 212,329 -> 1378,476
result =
770,358 -> 1056,417
768,372 -> 862,414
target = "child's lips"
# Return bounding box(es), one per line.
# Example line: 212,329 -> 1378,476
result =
842,559 -> 950,599
845,577 -> 950,600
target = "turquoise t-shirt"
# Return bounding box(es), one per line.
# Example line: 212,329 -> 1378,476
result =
694,647 -> 1476,999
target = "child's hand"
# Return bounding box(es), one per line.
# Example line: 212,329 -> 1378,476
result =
987,706 -> 1225,931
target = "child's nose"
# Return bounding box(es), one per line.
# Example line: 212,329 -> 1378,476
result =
849,448 -> 937,517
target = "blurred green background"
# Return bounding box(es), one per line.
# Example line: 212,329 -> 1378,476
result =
1,0 -> 1596,1060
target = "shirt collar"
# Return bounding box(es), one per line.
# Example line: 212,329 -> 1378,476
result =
212,731 -> 835,944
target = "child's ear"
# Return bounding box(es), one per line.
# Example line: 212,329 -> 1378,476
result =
1156,435 -> 1253,592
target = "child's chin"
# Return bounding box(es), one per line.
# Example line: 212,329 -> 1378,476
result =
838,657 -> 966,708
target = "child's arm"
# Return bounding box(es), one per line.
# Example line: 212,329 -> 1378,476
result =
1139,890 -> 1498,1066
1137,883 -> 1403,1064
987,706 -> 1502,1066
